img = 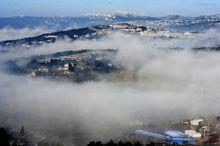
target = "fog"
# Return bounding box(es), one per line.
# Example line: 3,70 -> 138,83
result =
0,27 -> 55,41
0,29 -> 220,145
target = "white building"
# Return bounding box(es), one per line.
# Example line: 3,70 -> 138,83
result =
190,119 -> 204,126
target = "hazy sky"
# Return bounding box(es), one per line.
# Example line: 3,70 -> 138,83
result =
0,0 -> 220,17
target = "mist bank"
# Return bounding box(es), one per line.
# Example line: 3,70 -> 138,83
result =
0,30 -> 220,145
0,27 -> 55,41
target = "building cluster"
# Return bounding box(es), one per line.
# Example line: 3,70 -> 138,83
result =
181,117 -> 220,144
109,23 -> 195,39
129,116 -> 220,145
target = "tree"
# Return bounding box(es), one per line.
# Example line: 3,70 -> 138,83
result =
20,126 -> 25,136
0,127 -> 12,146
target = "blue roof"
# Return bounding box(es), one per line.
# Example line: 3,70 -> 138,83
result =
131,130 -> 195,145
164,130 -> 187,138
168,137 -> 195,145
134,130 -> 167,140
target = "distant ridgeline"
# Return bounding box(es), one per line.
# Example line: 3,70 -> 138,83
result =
0,25 -> 110,49
0,24 -> 154,50
0,13 -> 219,31
1,24 -> 220,52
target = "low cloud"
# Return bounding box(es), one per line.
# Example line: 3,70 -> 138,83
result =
0,27 -> 55,41
0,30 -> 220,145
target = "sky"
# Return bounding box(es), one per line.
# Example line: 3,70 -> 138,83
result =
0,0 -> 220,17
